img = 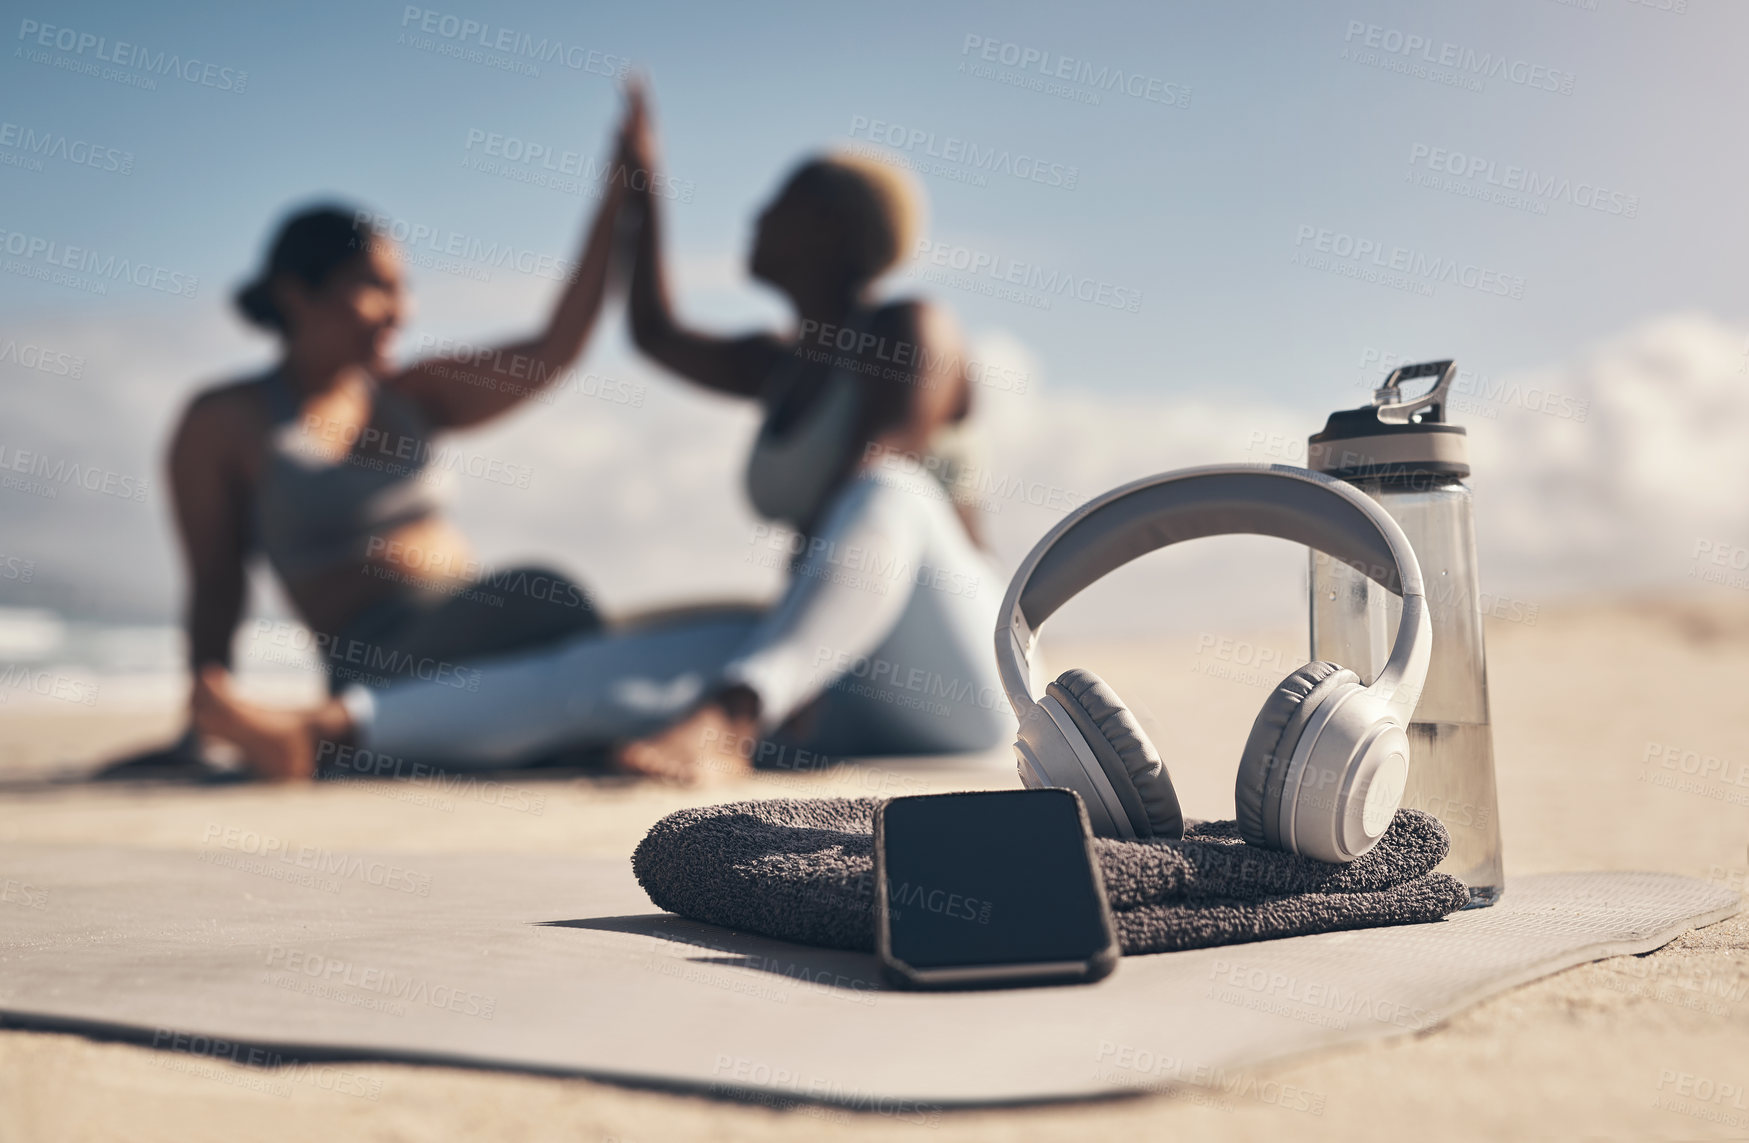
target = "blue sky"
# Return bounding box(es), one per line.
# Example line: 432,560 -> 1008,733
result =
6,0 -> 1744,398
3,0 -> 1747,635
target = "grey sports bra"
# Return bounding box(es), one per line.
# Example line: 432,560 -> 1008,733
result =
253,368 -> 446,582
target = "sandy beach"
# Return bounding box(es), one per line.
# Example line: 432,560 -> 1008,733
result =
2,593 -> 1745,1142
6,1 -> 1746,1137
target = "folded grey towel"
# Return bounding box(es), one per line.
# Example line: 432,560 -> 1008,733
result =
632,798 -> 1471,956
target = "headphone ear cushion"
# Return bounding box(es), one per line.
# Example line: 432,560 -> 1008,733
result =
1236,661 -> 1359,848
1046,669 -> 1183,840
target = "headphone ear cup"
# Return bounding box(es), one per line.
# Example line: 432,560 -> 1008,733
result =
1236,661 -> 1360,849
1046,669 -> 1184,840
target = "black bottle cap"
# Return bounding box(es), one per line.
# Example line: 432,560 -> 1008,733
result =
1309,360 -> 1469,483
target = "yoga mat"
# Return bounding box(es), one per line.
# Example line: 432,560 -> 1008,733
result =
0,843 -> 1735,1108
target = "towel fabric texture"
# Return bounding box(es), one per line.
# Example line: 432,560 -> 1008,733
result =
632,797 -> 1471,956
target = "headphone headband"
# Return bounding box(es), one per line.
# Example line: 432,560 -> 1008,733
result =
996,464 -> 1431,721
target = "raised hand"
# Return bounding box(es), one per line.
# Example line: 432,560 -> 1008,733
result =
618,74 -> 658,189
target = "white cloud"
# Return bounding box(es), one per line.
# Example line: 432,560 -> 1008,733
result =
1464,312 -> 1749,592
2,291 -> 1744,645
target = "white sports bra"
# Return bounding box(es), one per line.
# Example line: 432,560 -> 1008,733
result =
744,310 -> 982,532
744,317 -> 868,530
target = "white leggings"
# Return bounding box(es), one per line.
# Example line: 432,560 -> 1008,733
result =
342,470 -> 1014,768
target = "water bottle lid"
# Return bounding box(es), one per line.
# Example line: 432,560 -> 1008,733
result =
1309,359 -> 1470,482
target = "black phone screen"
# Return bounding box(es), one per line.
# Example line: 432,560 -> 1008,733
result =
876,789 -> 1115,979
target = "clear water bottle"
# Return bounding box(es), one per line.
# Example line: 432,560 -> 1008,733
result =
1306,360 -> 1504,907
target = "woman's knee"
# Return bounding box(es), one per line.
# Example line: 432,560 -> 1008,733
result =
494,565 -> 602,639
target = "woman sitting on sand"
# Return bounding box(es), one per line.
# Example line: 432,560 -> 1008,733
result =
168,104 -> 636,732
194,85 -> 1011,782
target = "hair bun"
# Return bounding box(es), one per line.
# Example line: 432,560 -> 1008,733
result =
236,204 -> 372,335
234,279 -> 282,331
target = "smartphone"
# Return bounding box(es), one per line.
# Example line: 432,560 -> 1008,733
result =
873,788 -> 1119,989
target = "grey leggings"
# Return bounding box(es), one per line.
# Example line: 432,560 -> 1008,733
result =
341,470 -> 1015,768
324,565 -> 601,695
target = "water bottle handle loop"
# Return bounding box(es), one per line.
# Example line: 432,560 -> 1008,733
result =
1373,360 -> 1455,425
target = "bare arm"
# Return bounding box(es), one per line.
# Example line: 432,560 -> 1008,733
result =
168,393 -> 252,671
856,301 -> 970,453
861,300 -> 984,544
621,84 -> 778,399
394,120 -> 633,428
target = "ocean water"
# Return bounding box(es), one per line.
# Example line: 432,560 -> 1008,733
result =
0,606 -> 319,712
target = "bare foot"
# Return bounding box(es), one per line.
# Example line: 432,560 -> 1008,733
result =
191,667 -> 324,782
614,696 -> 759,785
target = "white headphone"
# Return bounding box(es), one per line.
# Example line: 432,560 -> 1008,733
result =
995,464 -> 1432,863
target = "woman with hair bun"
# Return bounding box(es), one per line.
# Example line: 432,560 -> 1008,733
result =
194,82 -> 1010,782
164,100 -> 636,776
